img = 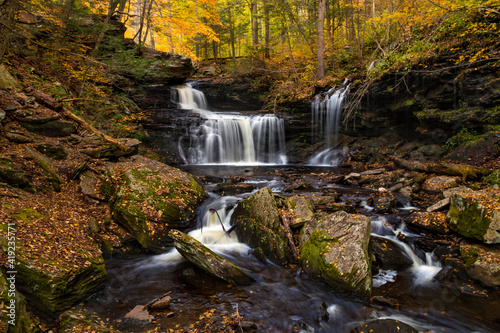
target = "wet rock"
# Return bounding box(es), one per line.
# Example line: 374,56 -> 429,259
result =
286,195 -> 315,228
300,211 -> 372,299
102,155 -> 207,252
371,236 -> 414,270
58,309 -> 123,332
422,176 -> 459,193
448,189 -> 500,244
460,241 -> 500,288
124,305 -> 153,321
169,229 -> 255,285
149,295 -> 172,310
213,182 -> 254,196
351,319 -> 418,333
405,211 -> 450,234
0,156 -> 32,190
371,295 -> 400,309
291,319 -> 315,333
232,187 -> 291,264
368,191 -> 398,213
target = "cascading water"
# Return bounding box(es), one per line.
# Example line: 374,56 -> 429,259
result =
173,84 -> 287,165
371,217 -> 442,287
309,82 -> 350,166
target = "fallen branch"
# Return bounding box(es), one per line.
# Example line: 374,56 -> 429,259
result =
23,87 -> 130,152
387,155 -> 491,180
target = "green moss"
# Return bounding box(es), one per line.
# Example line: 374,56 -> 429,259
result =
448,199 -> 490,242
11,208 -> 45,224
460,246 -> 479,267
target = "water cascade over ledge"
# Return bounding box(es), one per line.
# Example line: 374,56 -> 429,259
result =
309,82 -> 350,166
173,84 -> 287,165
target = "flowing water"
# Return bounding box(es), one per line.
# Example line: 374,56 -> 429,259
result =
174,84 -> 287,165
83,86 -> 500,332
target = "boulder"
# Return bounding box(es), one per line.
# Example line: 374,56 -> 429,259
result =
0,156 -> 32,190
405,211 -> 450,234
300,211 -> 372,299
169,230 -> 255,285
231,187 -> 291,264
368,191 -> 398,213
102,155 -> 207,252
422,176 -> 459,193
371,236 -> 414,270
460,241 -> 500,288
286,195 -> 315,228
19,119 -> 76,137
448,189 -> 500,244
0,64 -> 21,89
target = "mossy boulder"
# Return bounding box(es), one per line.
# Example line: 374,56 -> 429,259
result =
0,271 -> 36,333
0,156 -> 32,190
460,241 -> 500,288
300,211 -> 372,299
102,155 -> 207,252
448,189 -> 500,244
231,187 -> 291,264
1,208 -> 107,316
483,169 -> 500,187
169,230 -> 255,285
19,120 -> 76,137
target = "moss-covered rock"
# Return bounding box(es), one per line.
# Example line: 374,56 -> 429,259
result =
169,230 -> 255,285
483,169 -> 500,187
58,309 -> 123,333
0,270 -> 37,333
448,189 -> 500,244
460,241 -> 500,288
25,147 -> 63,191
0,156 -> 32,191
0,208 -> 107,317
102,155 -> 207,252
19,120 -> 76,137
300,211 -> 372,299
231,187 -> 291,264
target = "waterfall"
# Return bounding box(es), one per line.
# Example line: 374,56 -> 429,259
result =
371,217 -> 442,287
173,84 -> 287,165
309,83 -> 350,166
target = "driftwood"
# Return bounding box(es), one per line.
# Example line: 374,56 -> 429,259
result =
23,87 -> 130,152
388,155 -> 491,180
280,213 -> 300,261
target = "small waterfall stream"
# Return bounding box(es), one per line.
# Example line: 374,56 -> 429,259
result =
309,83 -> 350,166
174,84 -> 287,165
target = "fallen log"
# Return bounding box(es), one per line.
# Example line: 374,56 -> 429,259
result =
387,155 -> 491,180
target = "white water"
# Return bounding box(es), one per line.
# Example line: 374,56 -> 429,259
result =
173,84 -> 287,165
309,83 -> 350,166
371,217 -> 442,287
154,195 -> 251,265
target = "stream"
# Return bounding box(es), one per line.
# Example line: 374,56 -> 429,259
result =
83,85 -> 500,332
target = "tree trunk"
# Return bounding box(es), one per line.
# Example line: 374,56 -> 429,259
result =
316,0 -> 326,80
228,7 -> 236,61
0,0 -> 17,63
251,2 -> 258,50
264,0 -> 270,59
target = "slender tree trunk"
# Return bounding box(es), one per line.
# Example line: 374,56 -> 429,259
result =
228,7 -> 236,60
251,2 -> 258,50
317,0 -> 326,80
264,0 -> 270,58
0,0 -> 17,62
